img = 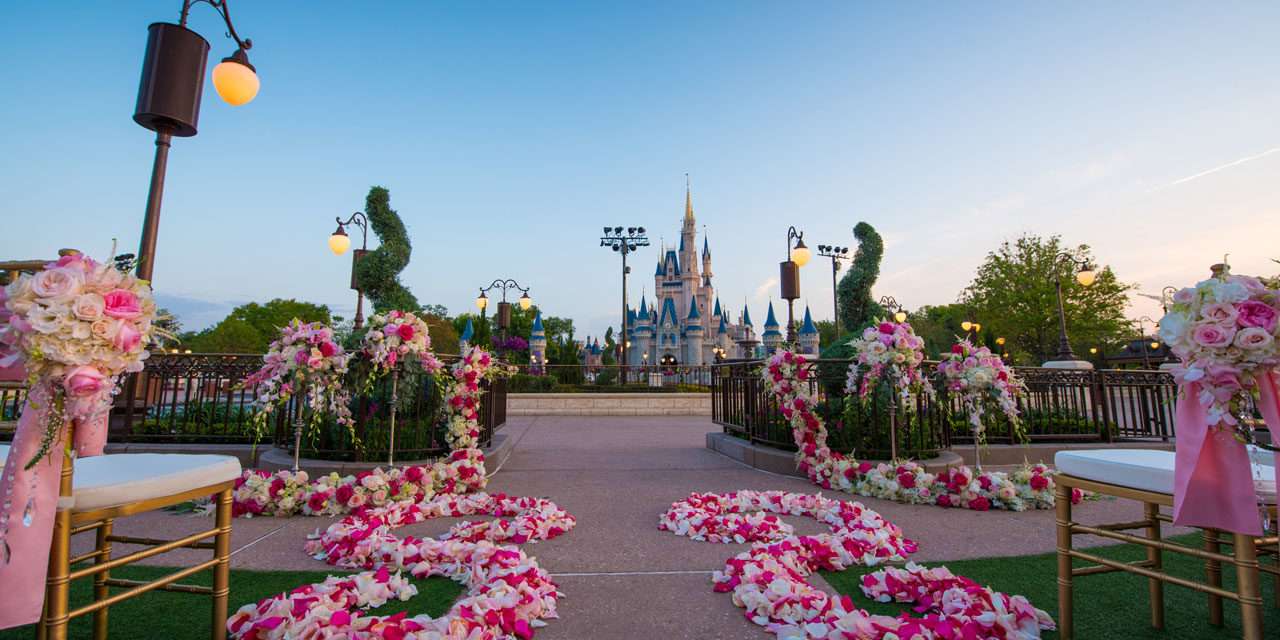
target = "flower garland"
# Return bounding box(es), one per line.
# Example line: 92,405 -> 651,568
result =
845,319 -> 933,404
936,339 -> 1026,443
361,310 -> 445,387
242,319 -> 355,442
659,491 -> 1055,640
765,350 -> 1080,511
443,346 -> 494,451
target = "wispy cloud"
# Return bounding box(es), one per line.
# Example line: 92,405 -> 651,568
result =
753,276 -> 779,302
1150,146 -> 1280,192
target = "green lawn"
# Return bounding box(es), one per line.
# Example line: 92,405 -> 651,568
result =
822,533 -> 1278,639
0,564 -> 464,639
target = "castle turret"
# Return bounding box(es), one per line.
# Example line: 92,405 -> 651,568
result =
683,298 -> 705,365
459,317 -> 474,353
702,236 -> 713,285
633,296 -> 653,368
798,306 -> 820,356
762,302 -> 783,354
529,311 -> 547,371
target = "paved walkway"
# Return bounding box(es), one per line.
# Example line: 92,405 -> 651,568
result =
91,416 -> 1174,639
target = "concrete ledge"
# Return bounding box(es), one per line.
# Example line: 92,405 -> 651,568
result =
509,393 -> 710,416
951,440 -> 1174,467
705,432 -> 963,476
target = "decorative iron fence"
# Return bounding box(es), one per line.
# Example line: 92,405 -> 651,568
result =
2,353 -> 508,463
509,364 -> 713,390
711,359 -> 1177,457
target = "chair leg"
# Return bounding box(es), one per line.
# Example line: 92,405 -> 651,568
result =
93,518 -> 114,640
43,508 -> 73,640
1204,529 -> 1223,626
1143,502 -> 1164,629
1055,479 -> 1074,640
211,489 -> 232,640
1233,532 -> 1263,640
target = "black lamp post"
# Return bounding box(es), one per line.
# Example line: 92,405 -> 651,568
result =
878,295 -> 908,323
133,0 -> 260,282
817,244 -> 850,336
1049,252 -> 1097,361
476,279 -> 532,346
600,226 -> 649,383
780,226 -> 811,344
327,212 -> 369,329
1133,315 -> 1159,369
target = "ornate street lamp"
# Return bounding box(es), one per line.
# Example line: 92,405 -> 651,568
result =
780,226 -> 809,344
600,225 -> 649,383
878,296 -> 907,323
327,211 -> 369,329
1132,315 -> 1159,369
1049,252 -> 1097,362
817,244 -> 850,336
133,0 -> 259,282
477,279 -> 532,344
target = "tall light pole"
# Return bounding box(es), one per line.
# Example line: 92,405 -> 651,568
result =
1050,252 -> 1097,361
133,0 -> 260,282
476,279 -> 532,347
1133,315 -> 1158,369
780,226 -> 811,344
327,212 -> 369,329
817,244 -> 849,337
600,226 -> 649,383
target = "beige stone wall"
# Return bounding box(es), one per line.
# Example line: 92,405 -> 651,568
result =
508,393 -> 711,416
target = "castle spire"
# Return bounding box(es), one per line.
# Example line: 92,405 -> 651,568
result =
684,174 -> 694,222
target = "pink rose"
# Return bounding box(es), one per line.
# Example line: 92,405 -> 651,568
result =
64,365 -> 107,397
1029,474 -> 1049,491
1200,302 -> 1238,326
397,323 -> 415,341
31,267 -> 84,301
1236,300 -> 1278,333
1233,327 -> 1274,351
318,341 -> 338,358
102,289 -> 142,319
1172,288 -> 1196,305
1191,322 -> 1235,348
969,496 -> 991,511
878,322 -> 895,334
111,320 -> 142,352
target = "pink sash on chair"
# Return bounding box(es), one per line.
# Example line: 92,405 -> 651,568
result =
0,365 -> 110,630
1173,373 -> 1280,536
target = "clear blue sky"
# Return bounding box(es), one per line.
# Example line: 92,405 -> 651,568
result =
3,2 -> 1278,340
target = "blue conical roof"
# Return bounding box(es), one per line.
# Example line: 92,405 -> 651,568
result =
531,310 -> 544,334
742,306 -> 753,327
764,302 -> 780,328
703,236 -> 710,258
800,307 -> 818,335
460,317 -> 474,341
659,297 -> 679,326
687,300 -> 701,320
718,313 -> 728,333
638,296 -> 648,317
713,297 -> 722,317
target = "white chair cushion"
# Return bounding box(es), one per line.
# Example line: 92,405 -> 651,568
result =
1055,449 -> 1276,502
0,446 -> 240,512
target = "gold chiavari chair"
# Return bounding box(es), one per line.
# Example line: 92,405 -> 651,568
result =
1054,449 -> 1278,640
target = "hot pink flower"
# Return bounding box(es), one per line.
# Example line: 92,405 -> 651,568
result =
102,289 -> 142,319
64,365 -> 107,397
1236,300 -> 1278,333
318,341 -> 338,358
878,322 -> 895,334
397,323 -> 415,341
969,496 -> 991,511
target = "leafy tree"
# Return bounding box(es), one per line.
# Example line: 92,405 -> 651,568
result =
422,313 -> 459,354
602,327 -> 617,365
837,222 -> 885,333
182,299 -> 331,353
904,303 -> 970,359
963,234 -> 1133,365
452,313 -> 492,350
421,303 -> 448,318
355,186 -> 418,313
814,319 -> 839,350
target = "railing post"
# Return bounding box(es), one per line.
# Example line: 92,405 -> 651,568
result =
1094,370 -> 1113,443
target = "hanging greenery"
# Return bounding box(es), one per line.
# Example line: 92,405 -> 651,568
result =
355,186 -> 419,313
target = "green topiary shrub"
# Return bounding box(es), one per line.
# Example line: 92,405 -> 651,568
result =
355,186 -> 419,313
837,222 -> 884,334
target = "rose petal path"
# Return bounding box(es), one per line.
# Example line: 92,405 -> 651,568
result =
70,416 -> 1181,639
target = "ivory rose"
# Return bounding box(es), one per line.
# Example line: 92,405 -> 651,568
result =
102,289 -> 142,319
30,267 -> 83,302
1233,327 -> 1274,351
71,293 -> 105,320
64,365 -> 107,397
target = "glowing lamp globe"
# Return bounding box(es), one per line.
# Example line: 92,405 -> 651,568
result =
893,310 -> 907,323
475,293 -> 488,311
212,50 -> 259,106
791,239 -> 811,267
1150,341 -> 1161,351
328,227 -> 351,255
519,293 -> 532,311
961,321 -> 973,332
1075,268 -> 1097,287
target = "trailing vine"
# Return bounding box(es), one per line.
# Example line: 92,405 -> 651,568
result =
354,186 -> 419,313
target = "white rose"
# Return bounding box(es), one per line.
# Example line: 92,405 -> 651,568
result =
30,267 -> 84,302
72,293 -> 105,320
28,303 -> 65,334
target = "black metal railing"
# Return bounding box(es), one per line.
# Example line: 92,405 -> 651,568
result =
2,353 -> 508,463
711,358 -> 1178,458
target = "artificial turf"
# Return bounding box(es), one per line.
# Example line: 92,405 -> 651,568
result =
0,564 -> 464,640
821,532 -> 1278,639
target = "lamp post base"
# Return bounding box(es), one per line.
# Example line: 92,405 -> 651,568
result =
1041,359 -> 1094,370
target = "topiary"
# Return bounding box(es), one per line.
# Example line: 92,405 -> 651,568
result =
837,222 -> 884,332
355,186 -> 419,314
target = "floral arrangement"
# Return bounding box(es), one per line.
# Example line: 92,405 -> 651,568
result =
659,490 -> 1054,639
443,346 -> 496,451
937,339 -> 1027,442
764,350 -> 1079,511
241,319 -> 355,442
1158,269 -> 1280,431
360,310 -> 444,386
844,319 -> 933,403
0,251 -> 162,465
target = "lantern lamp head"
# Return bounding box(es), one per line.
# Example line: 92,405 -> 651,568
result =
212,48 -> 259,106
328,224 -> 351,256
